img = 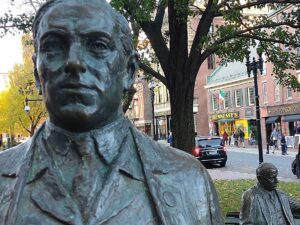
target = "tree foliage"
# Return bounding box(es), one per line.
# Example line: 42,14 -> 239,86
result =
1,0 -> 300,152
0,34 -> 47,137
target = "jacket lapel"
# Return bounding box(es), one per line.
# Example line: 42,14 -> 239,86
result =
30,169 -> 81,225
130,126 -> 191,225
276,190 -> 294,225
92,133 -> 145,225
27,134 -> 81,225
256,195 -> 271,225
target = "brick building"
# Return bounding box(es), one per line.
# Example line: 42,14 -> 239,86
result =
205,50 -> 258,141
205,5 -> 300,147
259,5 -> 300,147
125,79 -> 153,137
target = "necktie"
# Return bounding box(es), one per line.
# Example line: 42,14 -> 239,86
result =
72,138 -> 105,222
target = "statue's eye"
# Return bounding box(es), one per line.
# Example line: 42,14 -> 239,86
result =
40,35 -> 66,53
86,37 -> 111,55
42,41 -> 61,52
89,41 -> 108,51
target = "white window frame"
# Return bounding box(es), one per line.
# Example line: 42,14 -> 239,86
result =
286,87 -> 292,99
235,89 -> 242,107
262,82 -> 268,104
247,87 -> 255,105
224,91 -> 230,109
212,94 -> 218,110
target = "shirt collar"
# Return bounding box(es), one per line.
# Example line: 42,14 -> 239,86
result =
44,117 -> 130,164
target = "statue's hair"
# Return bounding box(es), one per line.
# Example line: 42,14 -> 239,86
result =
32,0 -> 134,56
256,162 -> 277,178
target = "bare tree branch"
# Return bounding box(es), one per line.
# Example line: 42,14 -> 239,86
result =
139,62 -> 168,87
188,0 -> 218,80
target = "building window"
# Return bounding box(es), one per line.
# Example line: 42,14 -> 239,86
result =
207,54 -> 215,69
234,89 -> 243,107
274,81 -> 280,102
224,91 -> 230,109
247,87 -> 255,105
286,87 -> 292,99
262,82 -> 268,104
211,94 -> 218,110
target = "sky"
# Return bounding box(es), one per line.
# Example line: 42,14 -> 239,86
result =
0,0 -> 24,91
0,34 -> 23,73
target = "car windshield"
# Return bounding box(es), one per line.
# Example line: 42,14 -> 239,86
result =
197,138 -> 222,147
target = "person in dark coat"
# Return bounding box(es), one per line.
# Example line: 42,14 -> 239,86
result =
222,131 -> 228,146
295,144 -> 300,179
280,132 -> 287,155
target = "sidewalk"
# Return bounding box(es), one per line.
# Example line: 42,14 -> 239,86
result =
226,145 -> 298,158
157,140 -> 298,181
209,145 -> 298,181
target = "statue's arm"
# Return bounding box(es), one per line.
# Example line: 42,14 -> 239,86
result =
288,195 -> 300,216
239,190 -> 254,225
203,170 -> 224,224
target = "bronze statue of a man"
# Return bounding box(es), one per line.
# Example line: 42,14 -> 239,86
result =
0,0 -> 223,224
240,162 -> 300,225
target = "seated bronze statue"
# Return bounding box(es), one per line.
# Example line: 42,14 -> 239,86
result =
240,162 -> 300,225
0,0 -> 223,224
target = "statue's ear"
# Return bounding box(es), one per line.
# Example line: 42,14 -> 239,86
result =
32,54 -> 42,95
123,52 -> 138,91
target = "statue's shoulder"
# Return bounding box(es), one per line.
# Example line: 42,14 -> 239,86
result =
0,139 -> 32,175
130,126 -> 205,172
242,185 -> 258,198
276,188 -> 288,197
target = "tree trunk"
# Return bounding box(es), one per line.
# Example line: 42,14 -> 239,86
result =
30,125 -> 36,137
170,83 -> 195,153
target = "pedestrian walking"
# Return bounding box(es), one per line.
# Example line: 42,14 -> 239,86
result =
222,131 -> 228,146
280,132 -> 288,155
239,129 -> 245,148
249,130 -> 256,146
292,144 -> 300,179
233,131 -> 239,147
270,128 -> 279,153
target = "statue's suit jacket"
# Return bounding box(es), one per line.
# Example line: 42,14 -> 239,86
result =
0,123 -> 223,225
240,185 -> 300,225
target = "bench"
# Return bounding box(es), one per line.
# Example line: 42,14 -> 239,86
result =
225,211 -> 300,225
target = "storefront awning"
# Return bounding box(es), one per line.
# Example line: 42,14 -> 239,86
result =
282,114 -> 300,122
218,119 -> 234,122
265,116 -> 279,124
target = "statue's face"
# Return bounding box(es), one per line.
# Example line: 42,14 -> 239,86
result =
258,168 -> 278,191
35,2 -> 132,131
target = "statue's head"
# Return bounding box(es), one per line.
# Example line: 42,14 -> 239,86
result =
256,162 -> 278,191
32,0 -> 137,132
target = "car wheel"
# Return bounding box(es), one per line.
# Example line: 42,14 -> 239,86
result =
220,162 -> 226,167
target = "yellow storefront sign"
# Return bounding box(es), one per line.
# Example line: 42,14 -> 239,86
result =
211,112 -> 239,121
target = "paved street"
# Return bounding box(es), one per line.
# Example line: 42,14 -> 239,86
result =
207,146 -> 299,182
157,140 -> 299,182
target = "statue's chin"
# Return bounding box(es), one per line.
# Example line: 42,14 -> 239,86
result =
51,104 -> 98,131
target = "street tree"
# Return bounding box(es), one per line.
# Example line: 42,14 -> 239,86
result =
0,34 -> 47,137
1,0 -> 300,152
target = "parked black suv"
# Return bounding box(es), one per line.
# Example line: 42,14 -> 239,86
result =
192,136 -> 227,167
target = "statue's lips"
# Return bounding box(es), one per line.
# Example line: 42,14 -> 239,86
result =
59,83 -> 97,93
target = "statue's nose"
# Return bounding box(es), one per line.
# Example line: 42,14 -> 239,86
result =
64,43 -> 86,74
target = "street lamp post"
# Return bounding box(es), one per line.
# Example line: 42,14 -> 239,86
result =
148,80 -> 157,140
24,96 -> 43,112
246,51 -> 264,164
